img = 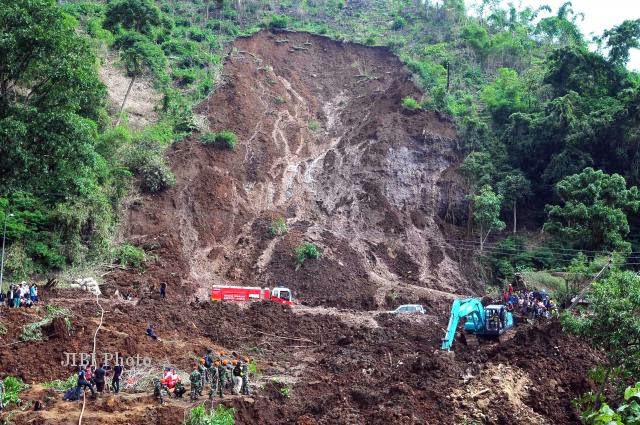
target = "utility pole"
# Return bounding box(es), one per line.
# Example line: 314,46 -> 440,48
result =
0,211 -> 13,293
567,257 -> 612,311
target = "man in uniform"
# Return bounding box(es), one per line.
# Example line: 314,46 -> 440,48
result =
241,357 -> 251,395
208,360 -> 220,400
189,364 -> 202,400
217,360 -> 228,398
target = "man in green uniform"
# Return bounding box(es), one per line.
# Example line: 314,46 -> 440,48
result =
217,360 -> 228,398
208,360 -> 220,400
189,364 -> 202,401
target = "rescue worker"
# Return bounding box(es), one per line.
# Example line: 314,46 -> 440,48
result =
189,364 -> 202,401
198,358 -> 207,392
112,363 -> 123,394
93,364 -> 106,394
232,359 -> 243,394
208,360 -> 220,400
153,378 -> 164,404
77,365 -> 96,398
217,360 -> 228,398
174,380 -> 186,398
241,357 -> 250,395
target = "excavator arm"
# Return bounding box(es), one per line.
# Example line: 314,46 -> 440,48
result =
441,298 -> 485,351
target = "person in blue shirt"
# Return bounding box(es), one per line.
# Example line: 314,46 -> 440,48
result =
77,365 -> 96,397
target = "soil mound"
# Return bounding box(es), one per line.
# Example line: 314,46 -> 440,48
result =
111,29 -> 469,307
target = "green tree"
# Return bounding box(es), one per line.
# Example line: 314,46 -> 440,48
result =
481,68 -> 529,125
544,168 -> 640,253
103,0 -> 161,36
471,185 -> 505,250
562,270 -> 640,408
0,0 -> 112,272
460,152 -> 495,190
600,19 -> 640,67
496,170 -> 531,233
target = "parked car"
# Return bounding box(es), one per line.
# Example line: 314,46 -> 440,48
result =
391,304 -> 426,314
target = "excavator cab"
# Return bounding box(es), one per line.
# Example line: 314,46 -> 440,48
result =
483,305 -> 512,336
271,287 -> 294,303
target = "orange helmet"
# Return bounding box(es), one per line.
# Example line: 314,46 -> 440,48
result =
222,359 -> 228,366
243,356 -> 249,362
214,360 -> 220,366
219,351 -> 225,356
200,358 -> 205,364
232,359 -> 238,365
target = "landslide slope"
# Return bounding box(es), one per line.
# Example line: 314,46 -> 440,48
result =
114,30 -> 467,307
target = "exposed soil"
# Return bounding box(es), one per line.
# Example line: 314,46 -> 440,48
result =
1,30 -> 600,425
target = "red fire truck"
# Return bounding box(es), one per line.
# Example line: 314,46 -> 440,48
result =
210,285 -> 296,305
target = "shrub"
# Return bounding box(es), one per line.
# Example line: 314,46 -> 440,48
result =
201,130 -> 237,150
0,322 -> 6,335
139,157 -> 176,193
172,68 -> 197,85
392,16 -> 407,30
308,120 -> 321,131
268,217 -> 288,238
269,14 -> 288,29
294,242 -> 321,266
401,96 -> 421,110
274,95 -> 286,104
1,376 -> 27,406
115,243 -> 145,270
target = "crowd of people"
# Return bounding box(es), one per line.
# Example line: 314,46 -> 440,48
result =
502,284 -> 556,319
68,350 -> 253,404
65,362 -> 124,400
154,350 -> 252,404
0,282 -> 38,308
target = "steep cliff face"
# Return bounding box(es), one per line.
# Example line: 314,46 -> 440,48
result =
114,30 -> 469,307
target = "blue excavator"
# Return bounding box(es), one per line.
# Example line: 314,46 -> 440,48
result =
441,298 -> 514,351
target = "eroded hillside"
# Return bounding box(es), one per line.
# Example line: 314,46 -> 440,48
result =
112,30 -> 469,307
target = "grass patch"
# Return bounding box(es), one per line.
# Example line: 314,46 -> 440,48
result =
401,96 -> 421,110
42,375 -> 76,392
201,130 -> 238,150
274,95 -> 286,104
521,271 -> 566,293
184,403 -> 235,425
294,242 -> 321,267
0,322 -> 6,335
307,120 -> 321,131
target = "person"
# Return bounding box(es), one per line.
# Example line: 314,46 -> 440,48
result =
153,378 -> 164,404
0,290 -> 5,306
6,286 -> 13,308
94,364 -> 106,393
204,349 -> 214,368
112,363 -> 123,394
77,365 -> 96,397
174,380 -> 186,398
198,358 -> 208,388
13,286 -> 20,308
241,357 -> 250,395
30,284 -> 38,303
146,324 -> 158,340
217,360 -> 227,398
160,282 -> 167,299
232,359 -> 243,395
208,360 -> 220,400
189,364 -> 202,401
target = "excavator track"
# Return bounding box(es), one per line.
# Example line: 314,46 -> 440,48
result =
463,333 -> 479,347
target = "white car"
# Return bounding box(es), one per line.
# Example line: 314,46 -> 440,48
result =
391,304 -> 426,314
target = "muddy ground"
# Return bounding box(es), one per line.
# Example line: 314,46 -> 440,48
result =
0,31 -> 601,424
